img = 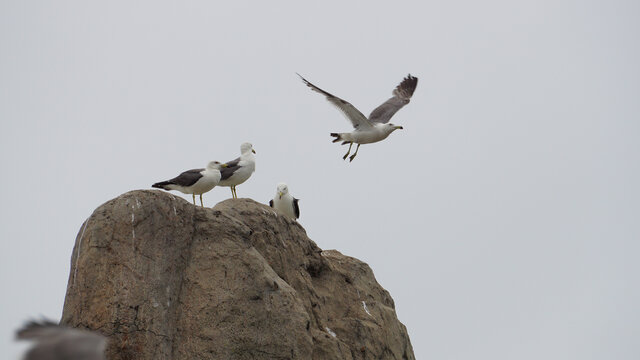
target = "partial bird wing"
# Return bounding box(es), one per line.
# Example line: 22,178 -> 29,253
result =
293,198 -> 300,219
17,320 -> 107,360
220,157 -> 241,181
269,199 -> 274,208
368,74 -> 418,124
298,74 -> 371,129
152,168 -> 205,189
169,169 -> 204,187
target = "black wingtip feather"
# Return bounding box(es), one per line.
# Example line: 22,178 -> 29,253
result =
293,198 -> 300,219
297,73 -> 310,85
399,74 -> 418,97
152,181 -> 171,189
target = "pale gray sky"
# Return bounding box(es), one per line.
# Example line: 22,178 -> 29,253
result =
1,1 -> 639,359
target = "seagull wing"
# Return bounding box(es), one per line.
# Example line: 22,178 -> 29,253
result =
168,169 -> 204,187
368,74 -> 418,124
293,198 -> 300,219
152,168 -> 205,189
298,74 -> 371,129
220,157 -> 241,181
17,320 -> 107,360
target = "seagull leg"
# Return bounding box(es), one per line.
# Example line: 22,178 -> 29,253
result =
192,194 -> 196,205
349,144 -> 361,162
342,142 -> 353,160
200,194 -> 204,207
230,187 -> 234,199
233,186 -> 238,199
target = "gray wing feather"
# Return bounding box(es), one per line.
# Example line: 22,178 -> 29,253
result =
17,320 -> 107,360
16,320 -> 59,340
220,157 -> 241,180
368,74 -> 418,124
297,74 -> 371,129
168,169 -> 204,187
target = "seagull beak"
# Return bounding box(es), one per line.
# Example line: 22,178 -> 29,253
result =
396,125 -> 404,130
221,163 -> 228,168
252,149 -> 256,154
278,192 -> 283,199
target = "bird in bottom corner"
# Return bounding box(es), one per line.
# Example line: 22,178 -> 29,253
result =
269,183 -> 300,220
152,161 -> 226,206
16,319 -> 107,360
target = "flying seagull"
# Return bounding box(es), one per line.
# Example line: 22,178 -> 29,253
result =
269,183 -> 300,220
16,319 -> 107,360
298,73 -> 418,161
218,142 -> 256,199
152,161 -> 226,206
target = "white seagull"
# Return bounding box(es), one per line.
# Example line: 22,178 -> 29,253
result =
218,142 -> 256,199
269,183 -> 300,220
152,161 -> 226,206
298,73 -> 418,161
16,319 -> 107,360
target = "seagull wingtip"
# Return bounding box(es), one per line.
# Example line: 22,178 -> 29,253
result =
296,73 -> 309,83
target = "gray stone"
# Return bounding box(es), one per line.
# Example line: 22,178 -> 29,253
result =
62,190 -> 414,360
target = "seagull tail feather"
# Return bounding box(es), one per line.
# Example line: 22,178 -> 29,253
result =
331,133 -> 352,145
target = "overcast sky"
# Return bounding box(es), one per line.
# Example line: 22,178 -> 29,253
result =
1,1 -> 639,359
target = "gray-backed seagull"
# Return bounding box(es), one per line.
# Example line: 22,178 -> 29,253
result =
218,142 -> 256,199
269,183 -> 300,220
16,319 -> 107,360
298,73 -> 418,161
152,161 -> 225,206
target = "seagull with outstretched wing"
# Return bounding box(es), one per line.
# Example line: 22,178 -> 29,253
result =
298,73 -> 418,161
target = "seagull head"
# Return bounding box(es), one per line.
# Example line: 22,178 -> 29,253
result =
207,161 -> 226,170
381,123 -> 404,136
276,183 -> 289,199
241,142 -> 256,154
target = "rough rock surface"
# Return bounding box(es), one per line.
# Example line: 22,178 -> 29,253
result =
62,190 -> 414,360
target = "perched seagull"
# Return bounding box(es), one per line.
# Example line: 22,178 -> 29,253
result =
218,142 -> 256,199
269,183 -> 300,220
16,319 -> 107,360
152,161 -> 226,206
298,73 -> 418,161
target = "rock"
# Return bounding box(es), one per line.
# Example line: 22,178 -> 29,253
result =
62,190 -> 415,360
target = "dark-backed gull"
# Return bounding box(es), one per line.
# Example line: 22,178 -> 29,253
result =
298,73 -> 418,161
16,319 -> 107,360
269,183 -> 300,220
219,142 -> 256,199
152,161 -> 225,206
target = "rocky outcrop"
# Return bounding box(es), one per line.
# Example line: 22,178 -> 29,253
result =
62,190 -> 414,359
